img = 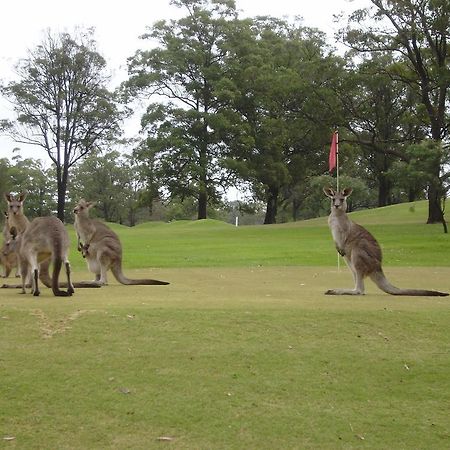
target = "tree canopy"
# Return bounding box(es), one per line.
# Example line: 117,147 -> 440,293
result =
1,28 -> 123,221
1,0 -> 449,228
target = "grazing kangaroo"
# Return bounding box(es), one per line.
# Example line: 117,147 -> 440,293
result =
323,187 -> 448,296
73,199 -> 169,286
10,216 -> 75,297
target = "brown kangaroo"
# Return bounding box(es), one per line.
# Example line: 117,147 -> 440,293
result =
323,187 -> 448,296
10,217 -> 75,297
73,199 -> 169,286
4,193 -> 30,233
1,212 -> 19,278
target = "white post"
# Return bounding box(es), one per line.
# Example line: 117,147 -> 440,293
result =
336,130 -> 340,271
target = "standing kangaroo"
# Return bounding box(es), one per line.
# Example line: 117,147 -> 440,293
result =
323,187 -> 448,296
1,212 -> 19,278
73,199 -> 169,286
10,216 -> 75,297
4,193 -> 30,233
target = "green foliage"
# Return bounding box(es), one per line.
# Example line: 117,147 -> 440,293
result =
1,28 -> 124,221
125,0 -> 239,219
343,0 -> 450,222
221,17 -> 343,223
69,149 -> 140,225
1,153 -> 56,218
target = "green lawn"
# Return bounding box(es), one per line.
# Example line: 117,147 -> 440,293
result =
66,200 -> 449,270
1,200 -> 449,449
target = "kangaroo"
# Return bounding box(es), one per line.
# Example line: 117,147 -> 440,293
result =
4,192 -> 30,233
1,212 -> 19,278
323,187 -> 448,296
9,217 -> 75,297
1,241 -> 19,278
73,199 -> 169,286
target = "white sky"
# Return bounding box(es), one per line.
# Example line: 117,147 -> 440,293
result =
0,0 -> 371,161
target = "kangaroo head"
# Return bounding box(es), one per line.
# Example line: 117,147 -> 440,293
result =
4,192 -> 27,216
323,187 -> 353,212
73,199 -> 96,216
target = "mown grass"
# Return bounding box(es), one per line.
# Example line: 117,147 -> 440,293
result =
1,200 -> 449,449
65,200 -> 449,270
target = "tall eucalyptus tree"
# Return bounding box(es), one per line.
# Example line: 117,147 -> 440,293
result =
1,29 -> 122,221
341,0 -> 450,224
125,0 -> 238,219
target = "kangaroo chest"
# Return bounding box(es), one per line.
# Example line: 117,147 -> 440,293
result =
328,214 -> 351,252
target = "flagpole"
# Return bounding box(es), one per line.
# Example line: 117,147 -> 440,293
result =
335,129 -> 340,271
336,130 -> 339,192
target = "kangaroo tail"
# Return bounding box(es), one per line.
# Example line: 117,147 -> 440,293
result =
370,271 -> 448,297
38,259 -> 99,289
111,262 -> 169,285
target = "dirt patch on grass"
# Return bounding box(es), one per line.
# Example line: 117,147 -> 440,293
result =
30,309 -> 88,338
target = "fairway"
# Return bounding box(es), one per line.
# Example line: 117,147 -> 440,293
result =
1,266 -> 449,449
1,201 -> 449,449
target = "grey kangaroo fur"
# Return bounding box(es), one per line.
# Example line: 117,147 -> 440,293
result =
323,187 -> 448,297
9,217 -> 74,297
73,199 -> 169,286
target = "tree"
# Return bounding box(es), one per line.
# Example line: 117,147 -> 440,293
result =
341,0 -> 450,223
222,17 -> 340,223
1,28 -> 122,222
125,0 -> 238,219
7,154 -> 56,217
389,139 -> 449,233
69,149 -> 138,225
338,53 -> 427,206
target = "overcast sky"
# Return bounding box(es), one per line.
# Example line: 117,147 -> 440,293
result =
0,0 -> 371,161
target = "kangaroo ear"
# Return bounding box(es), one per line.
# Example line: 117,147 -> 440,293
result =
323,187 -> 335,198
86,201 -> 96,209
342,187 -> 353,197
18,192 -> 27,202
4,193 -> 12,202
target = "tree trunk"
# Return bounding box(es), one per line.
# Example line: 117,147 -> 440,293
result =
426,158 -> 446,232
264,186 -> 279,224
378,174 -> 391,207
427,183 -> 447,233
198,190 -> 207,220
57,181 -> 66,223
292,198 -> 301,222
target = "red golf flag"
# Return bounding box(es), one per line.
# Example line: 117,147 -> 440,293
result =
329,131 -> 338,172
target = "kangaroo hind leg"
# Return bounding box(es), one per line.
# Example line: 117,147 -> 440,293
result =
65,261 -> 75,296
325,258 -> 366,295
